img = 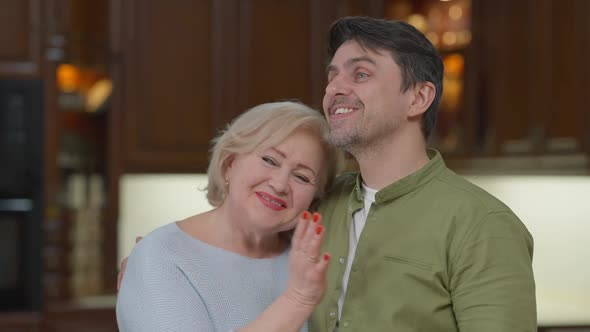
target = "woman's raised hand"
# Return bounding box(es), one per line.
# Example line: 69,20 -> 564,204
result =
285,211 -> 331,307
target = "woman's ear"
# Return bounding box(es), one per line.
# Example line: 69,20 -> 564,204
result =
222,154 -> 236,178
408,82 -> 436,117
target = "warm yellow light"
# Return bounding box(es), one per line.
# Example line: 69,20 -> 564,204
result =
457,30 -> 472,45
443,53 -> 465,77
442,32 -> 457,46
57,64 -> 81,92
449,5 -> 463,20
426,32 -> 440,47
407,14 -> 428,33
86,78 -> 113,113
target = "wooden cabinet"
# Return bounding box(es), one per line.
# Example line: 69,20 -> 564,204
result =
37,0 -> 117,308
467,0 -> 590,158
111,0 -> 216,173
109,0 -> 590,172
110,0 -> 379,173
0,0 -> 42,78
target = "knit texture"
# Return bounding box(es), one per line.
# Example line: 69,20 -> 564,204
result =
117,222 -> 308,332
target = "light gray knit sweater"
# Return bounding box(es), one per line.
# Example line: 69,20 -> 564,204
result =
116,222 -> 308,332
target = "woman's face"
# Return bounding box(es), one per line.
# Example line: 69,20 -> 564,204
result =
224,128 -> 326,234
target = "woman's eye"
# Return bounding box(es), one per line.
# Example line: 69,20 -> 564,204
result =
294,174 -> 311,184
262,156 -> 278,166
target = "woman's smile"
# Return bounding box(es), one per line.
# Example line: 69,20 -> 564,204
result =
256,191 -> 287,211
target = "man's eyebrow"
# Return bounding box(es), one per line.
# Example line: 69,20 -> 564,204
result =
326,64 -> 338,75
326,56 -> 377,74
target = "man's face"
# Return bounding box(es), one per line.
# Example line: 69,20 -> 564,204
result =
322,40 -> 413,151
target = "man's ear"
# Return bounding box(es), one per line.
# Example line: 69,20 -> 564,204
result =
408,82 -> 436,117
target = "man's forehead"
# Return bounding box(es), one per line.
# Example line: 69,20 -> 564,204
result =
328,42 -> 387,68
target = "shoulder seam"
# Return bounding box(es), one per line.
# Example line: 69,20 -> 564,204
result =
433,171 -> 510,214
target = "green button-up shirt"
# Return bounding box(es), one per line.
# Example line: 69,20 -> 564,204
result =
310,150 -> 536,332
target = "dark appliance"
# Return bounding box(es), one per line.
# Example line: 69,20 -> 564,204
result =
0,79 -> 43,311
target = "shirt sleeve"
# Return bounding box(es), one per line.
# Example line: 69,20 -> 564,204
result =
116,241 -> 216,332
450,211 -> 537,332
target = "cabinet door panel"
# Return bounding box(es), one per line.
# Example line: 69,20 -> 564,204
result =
239,0 -> 312,109
473,0 -> 589,156
545,0 -> 590,154
120,0 -> 214,172
0,0 -> 41,77
115,0 -> 332,172
478,0 -> 533,155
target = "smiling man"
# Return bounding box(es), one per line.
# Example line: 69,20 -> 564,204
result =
310,17 -> 537,332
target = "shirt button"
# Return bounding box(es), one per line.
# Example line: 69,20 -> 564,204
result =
329,312 -> 336,318
339,257 -> 345,264
342,321 -> 350,327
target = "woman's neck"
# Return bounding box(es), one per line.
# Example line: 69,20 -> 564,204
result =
179,207 -> 288,259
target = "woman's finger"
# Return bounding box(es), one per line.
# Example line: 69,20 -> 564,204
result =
307,225 -> 324,263
292,210 -> 310,251
316,252 -> 331,273
301,212 -> 322,260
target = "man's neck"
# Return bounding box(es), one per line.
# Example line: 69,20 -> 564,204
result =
351,132 -> 429,191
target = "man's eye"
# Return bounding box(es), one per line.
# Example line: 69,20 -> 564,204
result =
262,156 -> 278,166
356,72 -> 369,80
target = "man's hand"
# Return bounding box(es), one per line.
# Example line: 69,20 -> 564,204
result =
117,236 -> 143,291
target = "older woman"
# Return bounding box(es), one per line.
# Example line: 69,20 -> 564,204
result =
116,101 -> 341,331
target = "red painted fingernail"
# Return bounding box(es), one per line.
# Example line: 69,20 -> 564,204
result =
315,225 -> 323,235
323,253 -> 331,261
312,212 -> 320,222
302,211 -> 310,219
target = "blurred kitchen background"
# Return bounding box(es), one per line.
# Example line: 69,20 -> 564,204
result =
0,0 -> 588,331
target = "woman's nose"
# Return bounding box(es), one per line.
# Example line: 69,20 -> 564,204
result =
268,169 -> 290,194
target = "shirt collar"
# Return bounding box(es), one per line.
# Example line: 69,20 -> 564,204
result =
352,149 -> 446,204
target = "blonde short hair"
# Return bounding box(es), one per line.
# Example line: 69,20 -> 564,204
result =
206,101 -> 340,207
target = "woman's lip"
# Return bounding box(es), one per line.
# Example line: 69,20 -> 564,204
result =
255,192 -> 286,211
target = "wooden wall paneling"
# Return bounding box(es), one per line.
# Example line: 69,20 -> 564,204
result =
0,0 -> 42,77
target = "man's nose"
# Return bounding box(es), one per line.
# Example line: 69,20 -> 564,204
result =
325,75 -> 351,97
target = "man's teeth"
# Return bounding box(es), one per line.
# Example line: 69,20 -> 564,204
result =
334,108 -> 355,115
